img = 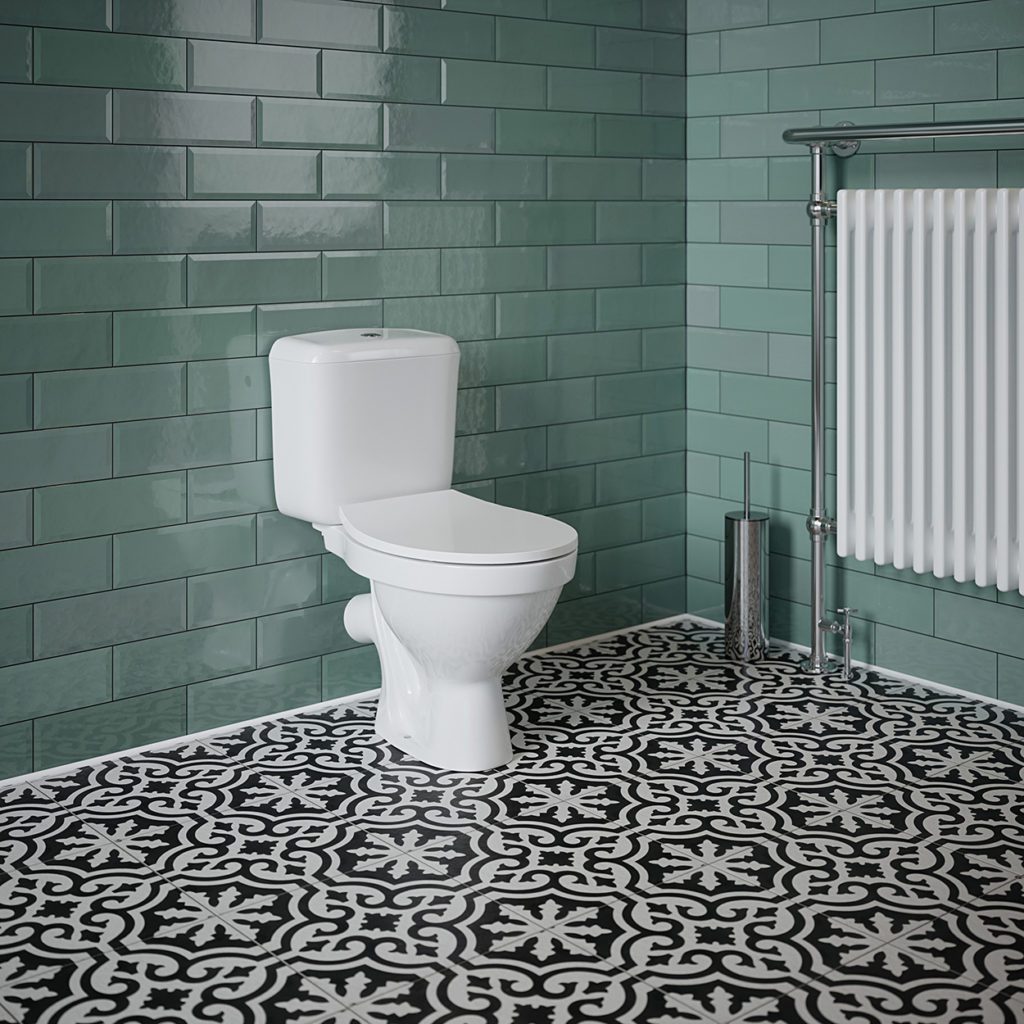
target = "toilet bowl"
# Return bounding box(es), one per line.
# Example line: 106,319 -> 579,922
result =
268,329 -> 578,772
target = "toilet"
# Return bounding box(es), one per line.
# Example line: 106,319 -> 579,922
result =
268,328 -> 578,772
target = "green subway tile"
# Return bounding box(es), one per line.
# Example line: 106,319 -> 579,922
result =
0,84 -> 110,143
35,28 -> 185,90
549,67 -> 641,114
495,465 -> 594,514
114,201 -> 254,256
687,243 -> 767,287
115,515 -> 255,588
34,255 -> 185,314
258,512 -> 323,563
495,378 -> 594,429
596,201 -> 684,242
322,554 -> 369,604
187,252 -> 320,306
687,31 -> 720,76
720,111 -> 815,159
443,58 -> 545,110
597,114 -> 683,159
687,492 -> 740,539
446,0 -> 544,14
187,657 -> 320,733
549,157 -> 641,199
643,158 -> 685,200
645,492 -> 686,539
187,357 -> 268,414
0,648 -> 110,726
834,571 -> 934,636
385,103 -> 493,154
114,621 -> 254,698
0,536 -> 110,609
596,284 -> 684,330
258,601 -> 354,667
547,588 -> 644,646
0,24 -> 30,83
384,200 -> 493,247
258,97 -> 381,151
936,0 -> 1024,54
688,284 -> 720,328
115,90 -> 253,146
720,20 -> 817,72
643,572 -> 685,620
547,244 -> 641,290
720,201 -> 807,245
1001,151 -> 1024,187
0,375 -> 29,432
188,148 -> 319,200
34,580 -> 186,658
322,645 -> 381,700
936,592 -> 1024,660
115,0 -> 255,41
257,202 -> 381,252
643,324 -> 685,369
0,201 -> 110,259
643,73 -> 685,117
384,7 -> 493,60
687,119 -> 720,160
999,654 -> 1024,705
35,143 -> 185,200
688,70 -> 767,116
458,336 -> 547,387
935,100 -> 1024,152
770,62 -> 874,113
323,50 -> 439,104
115,307 -> 255,364
189,40 -> 318,98
35,688 -> 186,772
720,371 -> 809,425
325,249 -> 439,300
188,460 -> 275,520
188,556 -> 321,628
687,326 -> 767,373
256,300 -> 381,355
769,420 -> 813,471
548,329 -> 642,378
597,369 -> 682,417
643,242 -> 684,285
497,110 -> 594,156
441,246 -> 544,295
548,415 -> 642,468
561,501 -> 642,553
0,490 -> 30,550
0,256 -> 29,311
596,535 -> 683,590
821,8 -> 933,64
688,410 -> 767,460
114,410 -> 254,475
876,624 -> 997,695
688,202 -> 720,242
261,0 -> 380,49
688,0 -> 764,34
644,0 -> 686,32
597,26 -> 683,74
551,0 -> 639,26
688,158 -> 768,200
453,426 -> 546,482
442,154 -> 544,199
495,201 -> 593,245
878,53 -> 996,106
0,425 -> 110,490
0,605 -> 31,667
496,16 -> 592,68
323,152 -> 439,200
35,472 -> 186,543
689,535 -> 722,581
875,151 -> 998,190
767,157 -> 809,201
595,451 -> 684,502
0,142 -> 30,198
384,293 -> 494,341
456,387 -> 495,435
772,0 -> 870,20
34,364 -> 185,429
496,288 -> 594,338
719,286 -> 810,335
1000,48 -> 1024,98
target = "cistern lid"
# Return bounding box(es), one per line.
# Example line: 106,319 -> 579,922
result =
340,489 -> 578,565
269,328 -> 458,364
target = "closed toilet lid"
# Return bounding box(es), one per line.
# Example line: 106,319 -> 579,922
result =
339,489 -> 578,565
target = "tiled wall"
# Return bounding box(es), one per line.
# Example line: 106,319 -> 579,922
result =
685,0 -> 1024,703
0,0 -> 686,778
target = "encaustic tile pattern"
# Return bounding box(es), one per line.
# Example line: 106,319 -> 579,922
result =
2,619 -> 1024,1023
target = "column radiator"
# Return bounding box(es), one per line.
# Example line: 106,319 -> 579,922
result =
836,188 -> 1024,594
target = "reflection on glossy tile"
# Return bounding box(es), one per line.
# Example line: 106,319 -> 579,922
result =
34,143 -> 186,199
113,410 -> 255,476
189,39 -> 318,97
257,201 -> 381,252
114,307 -> 255,364
114,90 -> 254,146
34,255 -> 186,314
323,249 -> 439,300
259,0 -> 380,50
188,148 -> 319,200
322,151 -> 439,200
114,0 -> 254,41
35,28 -> 185,90
323,49 -> 439,103
258,97 -> 381,151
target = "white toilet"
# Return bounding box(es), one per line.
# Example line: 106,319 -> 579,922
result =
268,328 -> 578,772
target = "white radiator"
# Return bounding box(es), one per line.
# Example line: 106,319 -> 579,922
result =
836,188 -> 1024,594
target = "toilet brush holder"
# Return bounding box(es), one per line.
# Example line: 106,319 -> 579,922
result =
724,452 -> 769,662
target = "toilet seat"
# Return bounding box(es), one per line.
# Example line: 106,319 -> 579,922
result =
318,490 -> 578,597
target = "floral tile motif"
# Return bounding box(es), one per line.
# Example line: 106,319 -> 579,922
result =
4,618 -> 1024,1024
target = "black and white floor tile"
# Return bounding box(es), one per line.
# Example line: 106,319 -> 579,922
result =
3,618 -> 1024,1022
